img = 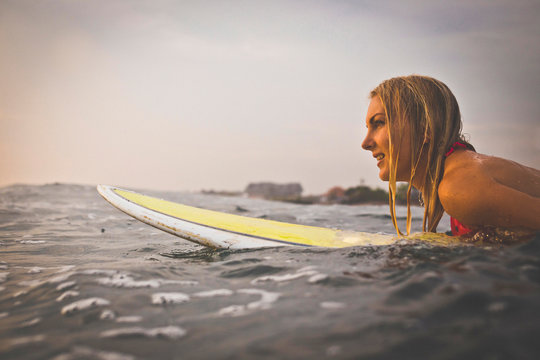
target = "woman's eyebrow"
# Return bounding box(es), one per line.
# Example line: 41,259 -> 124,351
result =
368,112 -> 386,125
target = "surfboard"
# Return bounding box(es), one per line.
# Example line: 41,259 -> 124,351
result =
96,185 -> 402,249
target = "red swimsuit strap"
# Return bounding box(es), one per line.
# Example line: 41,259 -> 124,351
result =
444,141 -> 475,236
445,142 -> 468,157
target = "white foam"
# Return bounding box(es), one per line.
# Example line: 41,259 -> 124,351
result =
151,292 -> 190,305
160,279 -> 199,286
217,289 -> 280,317
13,290 -> 28,298
0,312 -> 8,319
418,271 -> 441,281
0,272 -> 9,282
100,309 -> 116,320
100,326 -> 186,340
0,262 -> 8,270
0,286 -> 5,292
21,317 -> 41,327
48,272 -> 75,284
308,274 -> 328,283
98,274 -> 161,288
239,289 -> 280,310
320,301 -> 346,309
116,316 -> 143,323
218,305 -> 247,317
51,345 -> 135,360
56,281 -> 77,291
18,279 -> 42,287
251,269 -> 318,284
28,267 -> 44,274
79,269 -> 118,276
193,289 -> 233,298
55,265 -> 76,273
298,265 -> 318,272
20,240 -> 46,244
56,291 -> 80,302
8,334 -> 46,347
84,270 -> 197,289
61,297 -> 110,315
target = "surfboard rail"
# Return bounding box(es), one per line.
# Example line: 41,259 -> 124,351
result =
97,185 -> 398,249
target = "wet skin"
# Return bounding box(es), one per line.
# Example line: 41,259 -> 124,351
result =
362,96 -> 391,180
439,150 -> 540,230
362,96 -> 420,186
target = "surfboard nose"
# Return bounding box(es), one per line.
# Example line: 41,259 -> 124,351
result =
96,184 -> 106,196
97,184 -> 116,198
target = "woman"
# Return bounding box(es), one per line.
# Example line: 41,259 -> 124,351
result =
361,75 -> 540,241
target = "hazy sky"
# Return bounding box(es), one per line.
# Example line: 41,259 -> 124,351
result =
1,0 -> 539,194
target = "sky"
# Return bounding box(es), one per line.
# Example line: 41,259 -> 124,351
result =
1,0 -> 539,195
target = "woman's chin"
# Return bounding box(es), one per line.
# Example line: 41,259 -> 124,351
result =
378,171 -> 389,182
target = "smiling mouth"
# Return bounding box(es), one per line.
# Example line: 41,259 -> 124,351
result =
376,154 -> 385,161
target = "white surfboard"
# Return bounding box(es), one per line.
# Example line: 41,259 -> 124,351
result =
96,185 -> 405,249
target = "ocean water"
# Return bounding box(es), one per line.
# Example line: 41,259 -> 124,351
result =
1,184 -> 539,360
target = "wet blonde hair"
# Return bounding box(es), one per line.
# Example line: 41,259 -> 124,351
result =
370,75 -> 473,235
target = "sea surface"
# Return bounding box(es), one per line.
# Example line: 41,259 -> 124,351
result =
1,184 -> 539,359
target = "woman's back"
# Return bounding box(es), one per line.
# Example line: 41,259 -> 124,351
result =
445,150 -> 540,197
440,150 -> 540,230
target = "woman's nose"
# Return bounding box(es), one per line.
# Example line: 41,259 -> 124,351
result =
361,132 -> 373,150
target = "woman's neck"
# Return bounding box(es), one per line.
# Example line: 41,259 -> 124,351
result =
410,147 -> 429,194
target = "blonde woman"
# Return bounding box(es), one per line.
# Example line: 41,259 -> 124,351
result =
361,75 -> 540,241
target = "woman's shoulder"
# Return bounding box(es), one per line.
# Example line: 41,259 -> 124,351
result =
438,151 -> 500,218
438,150 -> 540,230
437,151 -> 495,228
440,150 -> 486,185
442,150 -> 540,198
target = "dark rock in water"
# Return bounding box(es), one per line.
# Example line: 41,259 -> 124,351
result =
244,182 -> 303,200
235,205 -> 248,212
257,213 -> 297,223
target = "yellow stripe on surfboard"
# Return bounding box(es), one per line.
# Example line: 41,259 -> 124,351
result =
113,189 -> 396,247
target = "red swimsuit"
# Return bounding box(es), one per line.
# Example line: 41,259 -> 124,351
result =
445,142 -> 474,236
450,216 -> 473,236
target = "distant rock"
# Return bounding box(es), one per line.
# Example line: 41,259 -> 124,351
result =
321,186 -> 346,204
244,182 -> 303,200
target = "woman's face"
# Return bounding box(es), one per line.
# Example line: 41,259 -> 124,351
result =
362,96 -> 412,182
